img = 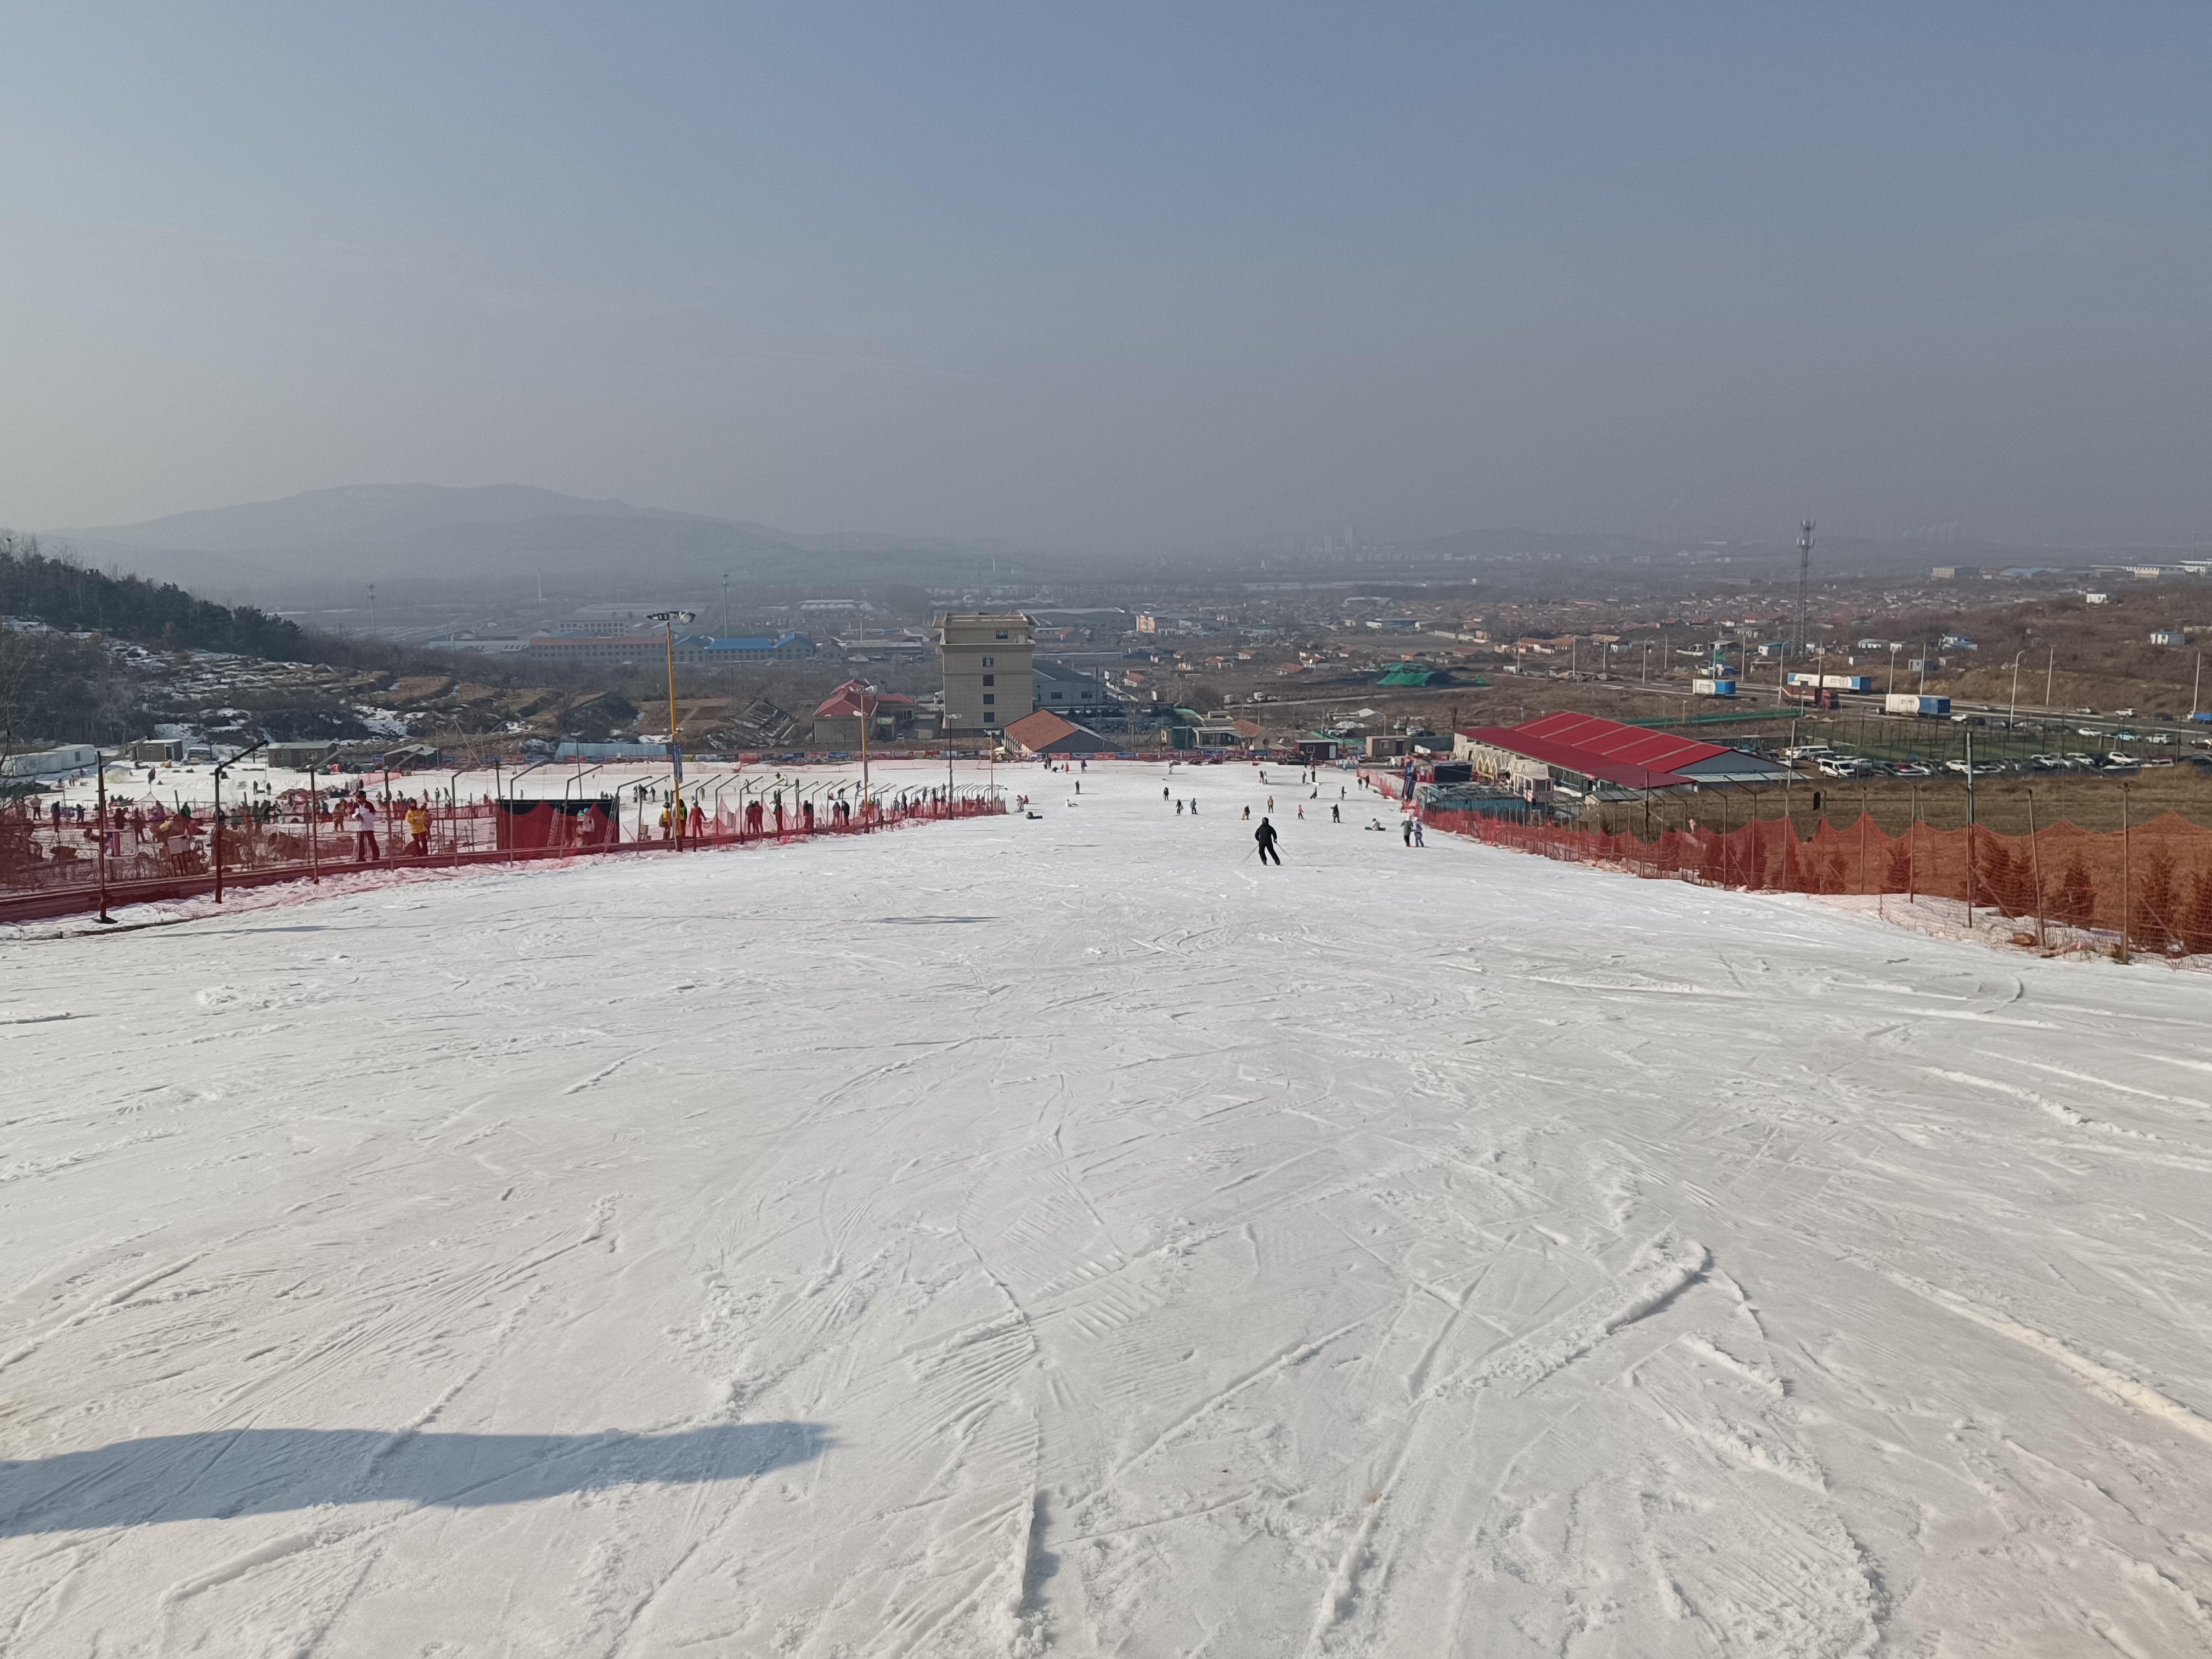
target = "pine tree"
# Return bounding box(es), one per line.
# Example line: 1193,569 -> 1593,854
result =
1972,838 -> 2019,915
2051,856 -> 2096,930
1884,838 -> 1913,893
2135,848 -> 2177,956
2179,867 -> 2212,957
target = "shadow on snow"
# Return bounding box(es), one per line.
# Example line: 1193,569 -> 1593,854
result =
0,1423 -> 824,1536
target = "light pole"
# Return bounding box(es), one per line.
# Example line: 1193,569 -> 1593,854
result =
93,748 -> 115,924
857,680 -> 875,803
1887,642 -> 1900,696
647,610 -> 696,848
2007,650 -> 2025,733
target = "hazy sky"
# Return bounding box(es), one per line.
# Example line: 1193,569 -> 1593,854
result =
3,3 -> 2209,550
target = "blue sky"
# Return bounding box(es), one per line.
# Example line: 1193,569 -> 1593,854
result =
3,3 -> 2208,548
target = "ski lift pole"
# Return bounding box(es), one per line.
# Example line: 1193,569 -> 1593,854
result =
210,736 -> 269,904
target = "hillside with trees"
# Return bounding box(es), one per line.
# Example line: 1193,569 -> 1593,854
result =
0,534 -> 305,658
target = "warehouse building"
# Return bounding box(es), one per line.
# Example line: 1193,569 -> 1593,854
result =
1454,711 -> 1791,800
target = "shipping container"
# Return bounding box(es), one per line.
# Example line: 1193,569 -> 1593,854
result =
1691,678 -> 1737,697
1821,674 -> 1875,692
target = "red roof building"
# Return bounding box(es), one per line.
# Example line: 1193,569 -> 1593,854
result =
810,680 -> 918,748
1003,710 -> 1117,755
1455,710 -> 1788,795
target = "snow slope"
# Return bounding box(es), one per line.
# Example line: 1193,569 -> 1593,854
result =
4,761 -> 2212,1657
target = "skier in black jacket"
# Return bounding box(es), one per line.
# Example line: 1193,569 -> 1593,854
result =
1255,816 -> 1282,865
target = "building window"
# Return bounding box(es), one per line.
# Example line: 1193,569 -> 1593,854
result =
995,630 -> 1008,639
982,674 -> 994,686
983,656 -> 994,667
983,693 -> 995,705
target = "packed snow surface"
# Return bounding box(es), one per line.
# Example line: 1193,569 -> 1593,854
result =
5,760 -> 2212,1656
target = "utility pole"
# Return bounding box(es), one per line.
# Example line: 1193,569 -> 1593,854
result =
1965,730 -> 1976,931
2045,645 -> 2056,709
1796,520 -> 1814,665
2193,651 -> 2203,720
368,582 -> 378,633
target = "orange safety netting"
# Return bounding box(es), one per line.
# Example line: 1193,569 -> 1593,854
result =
1425,806 -> 2212,956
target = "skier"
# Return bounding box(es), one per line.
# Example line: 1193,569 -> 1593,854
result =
1331,803 -> 1341,822
1403,816 -> 1414,846
1242,805 -> 1250,820
404,799 -> 431,857
1254,816 -> 1282,865
349,795 -> 380,862
1413,817 -> 1425,847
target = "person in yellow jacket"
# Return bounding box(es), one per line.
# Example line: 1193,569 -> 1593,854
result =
404,801 -> 431,857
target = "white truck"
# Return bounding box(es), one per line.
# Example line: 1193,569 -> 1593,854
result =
1884,693 -> 1951,717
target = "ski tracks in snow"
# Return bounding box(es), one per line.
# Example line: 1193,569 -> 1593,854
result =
5,763 -> 2212,1654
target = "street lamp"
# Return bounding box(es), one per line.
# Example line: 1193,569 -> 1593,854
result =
647,610 -> 696,847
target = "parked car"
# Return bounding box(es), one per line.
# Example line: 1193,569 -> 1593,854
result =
2028,753 -> 2066,770
2146,733 -> 2173,746
1889,763 -> 1934,778
2064,752 -> 2100,769
2143,757 -> 2177,769
2105,753 -> 2141,769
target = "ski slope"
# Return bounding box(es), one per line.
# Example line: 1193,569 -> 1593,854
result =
4,760 -> 2211,1657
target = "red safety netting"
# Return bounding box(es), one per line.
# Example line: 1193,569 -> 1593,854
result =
0,786 -> 1007,924
1424,805 -> 2212,956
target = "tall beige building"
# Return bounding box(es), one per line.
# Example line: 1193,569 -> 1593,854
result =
936,611 -> 1034,736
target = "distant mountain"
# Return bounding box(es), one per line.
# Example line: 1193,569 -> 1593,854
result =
59,483 -> 691,554
48,483 -> 1025,598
